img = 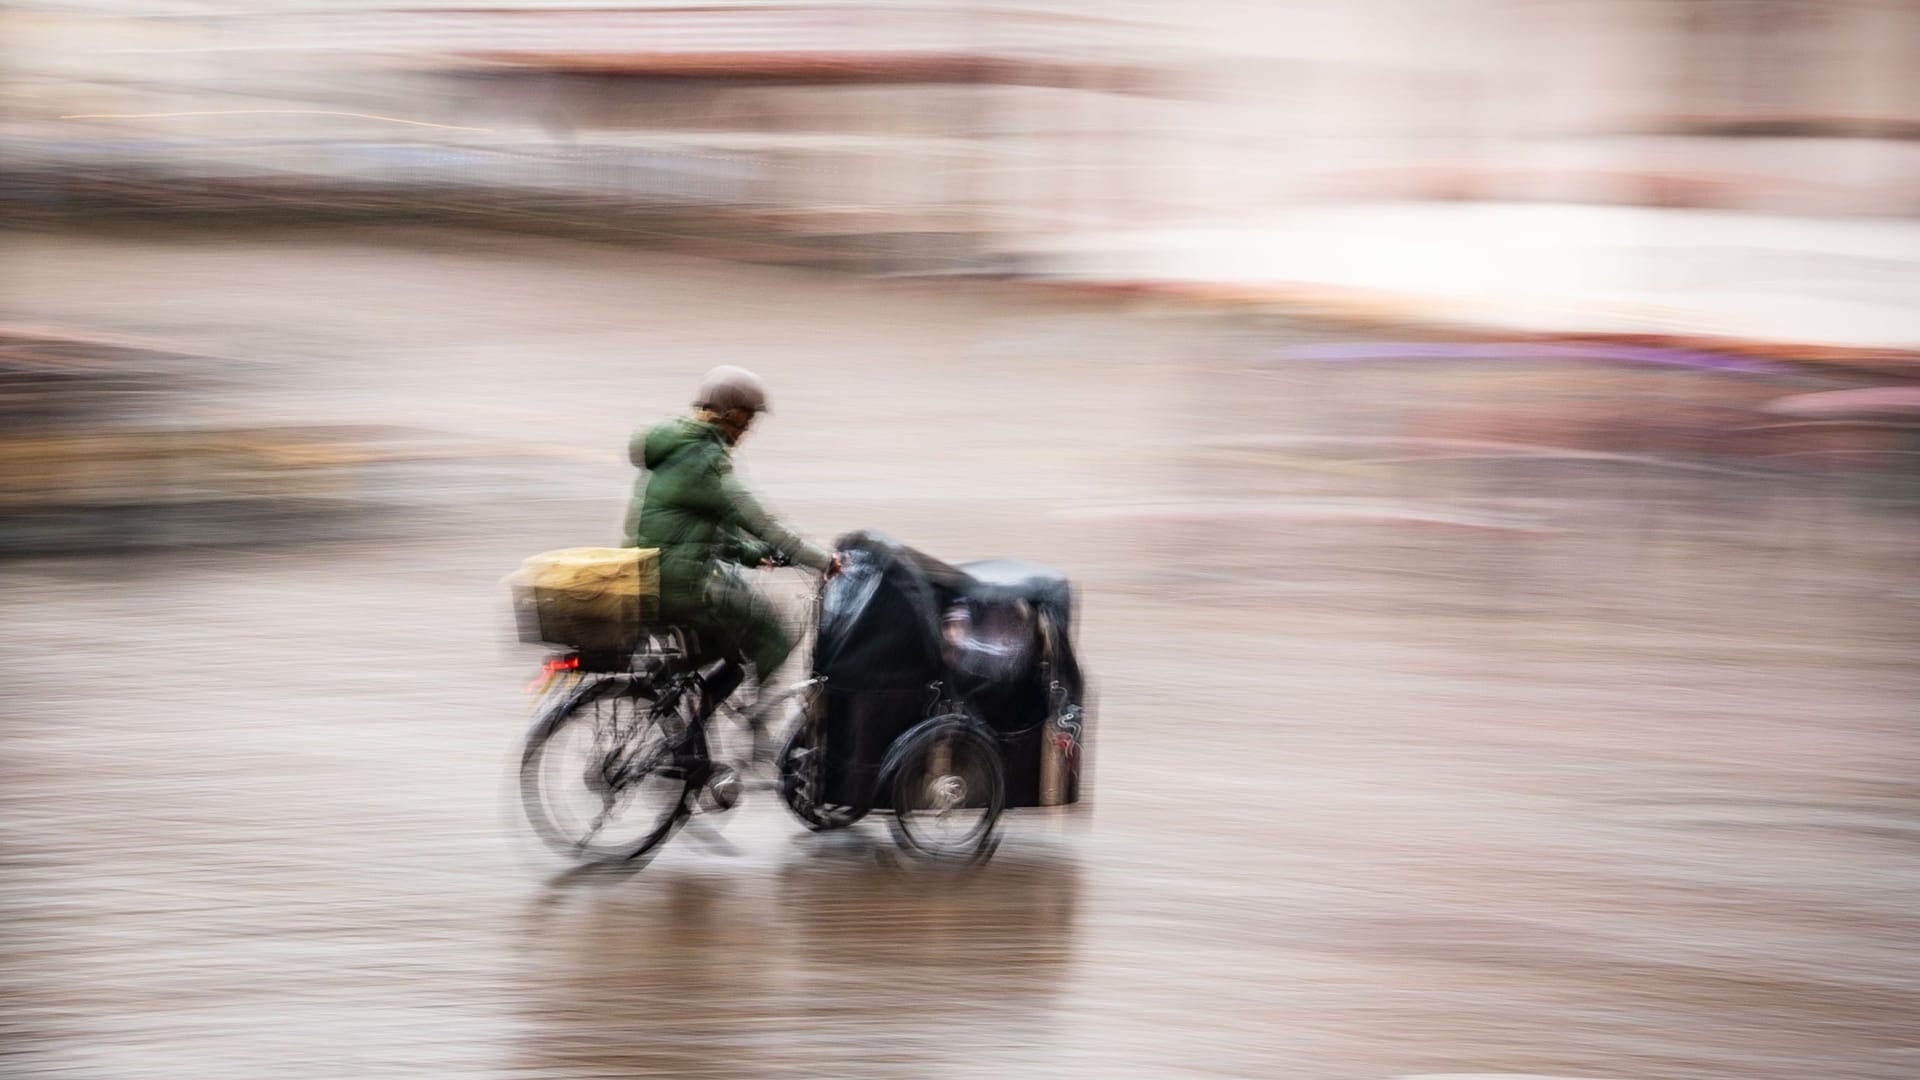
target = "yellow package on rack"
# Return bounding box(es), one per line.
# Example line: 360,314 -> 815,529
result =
505,547 -> 660,651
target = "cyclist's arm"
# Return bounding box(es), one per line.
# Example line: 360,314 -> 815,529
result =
720,529 -> 774,566
715,461 -> 831,571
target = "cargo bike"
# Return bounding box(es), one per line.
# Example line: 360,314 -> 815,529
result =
513,531 -> 1089,865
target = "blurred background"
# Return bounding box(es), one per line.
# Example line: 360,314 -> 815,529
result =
3,2 -> 1917,1078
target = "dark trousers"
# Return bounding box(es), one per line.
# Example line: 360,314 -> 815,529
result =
661,566 -> 796,682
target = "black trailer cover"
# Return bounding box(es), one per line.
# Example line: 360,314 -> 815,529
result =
813,531 -> 1088,809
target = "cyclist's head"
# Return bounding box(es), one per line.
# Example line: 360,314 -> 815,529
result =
693,365 -> 768,445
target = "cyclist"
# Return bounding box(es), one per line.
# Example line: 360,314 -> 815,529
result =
622,366 -> 838,728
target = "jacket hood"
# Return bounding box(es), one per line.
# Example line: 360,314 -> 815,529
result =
641,416 -> 722,469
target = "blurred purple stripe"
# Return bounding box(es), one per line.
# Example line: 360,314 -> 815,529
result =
1271,341 -> 1789,375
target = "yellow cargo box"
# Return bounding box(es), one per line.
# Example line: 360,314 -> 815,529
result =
506,547 -> 660,651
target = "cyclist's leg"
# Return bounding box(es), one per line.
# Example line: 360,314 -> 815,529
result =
701,567 -> 796,764
654,589 -> 733,780
702,567 -> 796,688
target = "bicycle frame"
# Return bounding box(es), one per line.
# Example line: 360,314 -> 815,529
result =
527,566 -> 832,764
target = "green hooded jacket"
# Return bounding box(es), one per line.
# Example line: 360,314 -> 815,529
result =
622,416 -> 831,606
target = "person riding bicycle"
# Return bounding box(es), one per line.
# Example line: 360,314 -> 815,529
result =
622,366 -> 838,710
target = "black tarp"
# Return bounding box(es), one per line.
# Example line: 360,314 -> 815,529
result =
813,530 -> 950,691
813,531 -> 1087,809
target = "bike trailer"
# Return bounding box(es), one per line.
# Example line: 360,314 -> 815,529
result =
810,531 -> 1088,810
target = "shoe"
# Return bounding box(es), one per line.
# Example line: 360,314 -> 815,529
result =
697,765 -> 741,813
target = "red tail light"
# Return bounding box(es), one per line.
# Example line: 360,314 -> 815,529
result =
526,655 -> 579,692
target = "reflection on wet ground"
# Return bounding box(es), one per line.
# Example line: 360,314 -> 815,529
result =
514,842 -> 1081,1080
3,231 -> 1917,1079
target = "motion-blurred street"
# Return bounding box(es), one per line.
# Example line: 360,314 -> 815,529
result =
4,229 -> 1916,1080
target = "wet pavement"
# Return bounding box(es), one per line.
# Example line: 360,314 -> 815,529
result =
3,228 -> 1917,1079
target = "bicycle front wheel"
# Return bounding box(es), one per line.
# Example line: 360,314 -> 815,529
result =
777,708 -> 868,832
520,677 -> 697,864
886,716 -> 1004,862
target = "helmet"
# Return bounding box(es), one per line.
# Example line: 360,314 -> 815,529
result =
694,365 -> 769,415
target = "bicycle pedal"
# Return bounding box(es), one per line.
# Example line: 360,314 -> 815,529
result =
696,767 -> 741,813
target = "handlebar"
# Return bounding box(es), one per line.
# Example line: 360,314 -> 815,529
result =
758,550 -> 845,577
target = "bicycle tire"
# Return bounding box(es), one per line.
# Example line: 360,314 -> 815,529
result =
519,676 -> 698,864
885,715 -> 1004,862
777,708 -> 868,832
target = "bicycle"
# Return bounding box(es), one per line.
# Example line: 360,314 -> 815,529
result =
518,574 -> 825,865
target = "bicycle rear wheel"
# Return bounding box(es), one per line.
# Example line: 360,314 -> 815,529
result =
520,677 -> 698,863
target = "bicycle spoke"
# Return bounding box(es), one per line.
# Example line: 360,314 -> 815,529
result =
575,806 -> 612,851
522,680 -> 693,863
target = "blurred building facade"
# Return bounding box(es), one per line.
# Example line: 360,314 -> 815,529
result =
5,1 -> 1918,263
